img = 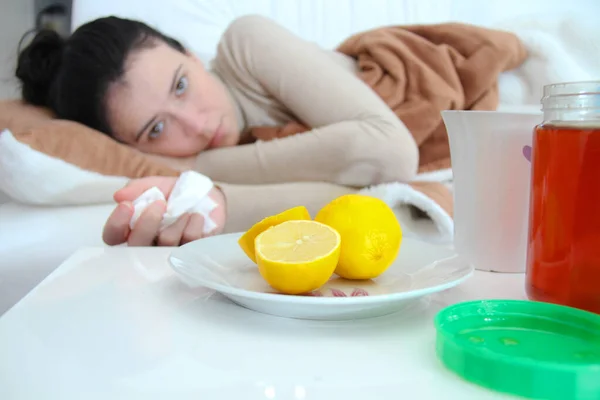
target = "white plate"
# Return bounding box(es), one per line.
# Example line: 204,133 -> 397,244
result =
169,233 -> 474,320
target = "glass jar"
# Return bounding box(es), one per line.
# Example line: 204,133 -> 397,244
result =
526,81 -> 600,314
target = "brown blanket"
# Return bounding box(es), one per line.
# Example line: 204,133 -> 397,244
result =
250,22 -> 527,172
249,22 -> 527,220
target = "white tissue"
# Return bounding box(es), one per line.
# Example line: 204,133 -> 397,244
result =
129,171 -> 218,235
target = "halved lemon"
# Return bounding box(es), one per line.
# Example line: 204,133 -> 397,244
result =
238,206 -> 311,263
255,220 -> 341,295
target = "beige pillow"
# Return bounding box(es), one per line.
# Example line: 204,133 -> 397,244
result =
0,99 -> 180,178
0,99 -> 180,205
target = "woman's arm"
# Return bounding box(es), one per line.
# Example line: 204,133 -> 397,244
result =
196,15 -> 419,187
102,176 -> 355,246
218,181 -> 356,233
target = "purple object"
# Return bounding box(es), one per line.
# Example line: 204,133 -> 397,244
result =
523,145 -> 532,162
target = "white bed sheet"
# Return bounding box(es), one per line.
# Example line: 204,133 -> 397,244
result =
72,0 -> 599,55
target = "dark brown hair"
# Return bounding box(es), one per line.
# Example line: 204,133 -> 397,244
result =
16,16 -> 185,136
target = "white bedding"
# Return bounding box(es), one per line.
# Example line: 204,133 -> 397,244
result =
1,0 -> 599,315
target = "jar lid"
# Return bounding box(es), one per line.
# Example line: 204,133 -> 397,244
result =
434,300 -> 600,399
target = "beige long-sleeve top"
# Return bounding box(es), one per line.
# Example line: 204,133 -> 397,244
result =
195,15 -> 419,232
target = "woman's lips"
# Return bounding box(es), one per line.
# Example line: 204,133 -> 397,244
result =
208,122 -> 224,148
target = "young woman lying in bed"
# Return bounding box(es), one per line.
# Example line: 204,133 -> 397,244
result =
16,14 -> 419,246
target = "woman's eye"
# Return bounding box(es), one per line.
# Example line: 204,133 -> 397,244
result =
149,121 -> 164,139
175,76 -> 188,96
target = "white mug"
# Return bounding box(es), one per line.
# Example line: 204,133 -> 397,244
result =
442,110 -> 542,273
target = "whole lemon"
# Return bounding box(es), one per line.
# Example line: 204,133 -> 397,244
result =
315,194 -> 402,280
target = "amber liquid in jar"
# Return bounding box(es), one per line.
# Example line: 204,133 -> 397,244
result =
526,122 -> 600,314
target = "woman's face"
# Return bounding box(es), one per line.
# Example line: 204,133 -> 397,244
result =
106,41 -> 240,157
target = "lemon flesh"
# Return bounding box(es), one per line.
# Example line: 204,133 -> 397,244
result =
255,220 -> 341,295
315,194 -> 402,280
238,206 -> 311,263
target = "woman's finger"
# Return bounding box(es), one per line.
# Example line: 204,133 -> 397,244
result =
157,213 -> 191,246
181,213 -> 206,245
102,202 -> 134,246
114,176 -> 178,203
127,200 -> 166,246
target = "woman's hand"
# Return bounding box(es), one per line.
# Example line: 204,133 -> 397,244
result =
102,176 -> 226,246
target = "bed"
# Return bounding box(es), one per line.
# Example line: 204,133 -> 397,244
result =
0,0 -> 597,314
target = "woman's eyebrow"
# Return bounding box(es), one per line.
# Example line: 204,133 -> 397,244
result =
170,64 -> 183,91
135,63 -> 184,142
135,116 -> 157,142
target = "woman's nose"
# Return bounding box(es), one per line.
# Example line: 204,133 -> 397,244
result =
174,107 -> 207,137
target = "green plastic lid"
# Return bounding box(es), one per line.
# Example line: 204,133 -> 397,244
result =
434,300 -> 600,400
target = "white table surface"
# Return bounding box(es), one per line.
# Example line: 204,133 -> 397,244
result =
0,247 -> 527,400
